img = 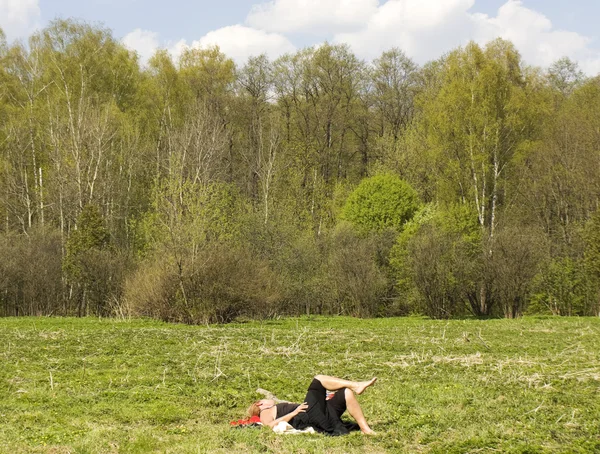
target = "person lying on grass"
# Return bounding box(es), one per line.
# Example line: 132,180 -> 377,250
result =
247,374 -> 377,436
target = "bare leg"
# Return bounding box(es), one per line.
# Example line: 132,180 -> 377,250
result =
344,388 -> 376,435
314,375 -> 377,395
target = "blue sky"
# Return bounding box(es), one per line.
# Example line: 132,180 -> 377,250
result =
2,1 -> 599,74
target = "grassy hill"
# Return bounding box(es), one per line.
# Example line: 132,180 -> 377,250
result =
1,316 -> 599,453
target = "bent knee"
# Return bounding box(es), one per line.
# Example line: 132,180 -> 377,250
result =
344,388 -> 355,400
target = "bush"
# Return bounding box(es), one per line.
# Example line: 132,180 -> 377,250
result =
327,224 -> 389,317
63,205 -> 129,316
185,244 -> 280,323
0,228 -> 64,316
124,259 -> 180,321
584,211 -> 600,316
274,230 -> 332,316
529,257 -> 597,316
390,204 -> 479,318
405,223 -> 469,318
126,244 -> 280,324
75,248 -> 132,316
489,226 -> 546,318
342,174 -> 420,233
271,223 -> 392,318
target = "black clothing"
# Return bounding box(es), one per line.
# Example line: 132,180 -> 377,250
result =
283,378 -> 350,435
275,402 -> 299,418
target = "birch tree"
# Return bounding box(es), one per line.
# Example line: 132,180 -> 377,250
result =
419,40 -> 531,315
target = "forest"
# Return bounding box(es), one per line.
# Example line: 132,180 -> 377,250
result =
1,19 -> 599,322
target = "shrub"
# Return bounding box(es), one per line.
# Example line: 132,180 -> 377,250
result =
584,211 -> 600,316
489,226 -> 546,318
124,259 -> 180,321
529,257 -> 597,316
63,205 -> 127,316
342,174 -> 420,233
76,248 -> 132,316
327,224 -> 389,317
0,228 -> 64,316
275,230 -> 333,316
390,204 -> 479,318
126,244 -> 280,324
405,223 -> 469,318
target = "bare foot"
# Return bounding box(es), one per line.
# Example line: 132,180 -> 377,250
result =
361,428 -> 377,435
354,377 -> 377,395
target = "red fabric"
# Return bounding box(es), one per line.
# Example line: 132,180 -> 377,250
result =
230,415 -> 261,426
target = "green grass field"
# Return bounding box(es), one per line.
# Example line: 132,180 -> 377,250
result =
1,316 -> 599,453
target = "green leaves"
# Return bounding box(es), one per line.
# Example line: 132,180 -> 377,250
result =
64,205 -> 110,281
1,19 -> 599,320
389,203 -> 482,318
342,174 -> 420,233
417,39 -> 529,225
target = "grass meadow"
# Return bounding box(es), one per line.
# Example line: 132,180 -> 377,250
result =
0,316 -> 599,453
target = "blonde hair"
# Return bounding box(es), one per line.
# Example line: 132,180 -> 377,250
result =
247,402 -> 261,417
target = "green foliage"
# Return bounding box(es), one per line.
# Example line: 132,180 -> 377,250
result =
62,206 -> 129,316
389,204 -> 480,318
326,224 -> 389,317
490,225 -> 547,318
547,57 -> 585,98
417,40 -> 530,214
127,180 -> 279,324
342,174 -> 420,233
371,48 -> 418,143
584,210 -> 600,282
1,19 -> 599,321
273,229 -> 332,316
583,212 -> 600,316
410,40 -> 546,317
388,204 -> 436,312
64,205 -> 110,280
529,256 -> 598,316
179,45 -> 235,105
36,19 -> 141,109
136,180 -> 248,255
518,75 -> 600,253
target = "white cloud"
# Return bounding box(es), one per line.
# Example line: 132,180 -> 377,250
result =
0,0 -> 40,41
329,0 -> 600,75
334,0 -> 475,62
168,39 -> 188,62
180,25 -> 296,64
246,0 -> 379,35
122,1 -> 600,75
122,28 -> 160,64
122,25 -> 293,67
579,58 -> 600,77
472,1 -> 595,71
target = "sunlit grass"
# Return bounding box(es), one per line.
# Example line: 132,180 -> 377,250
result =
1,316 -> 599,453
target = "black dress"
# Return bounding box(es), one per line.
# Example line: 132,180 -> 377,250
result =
276,379 -> 351,436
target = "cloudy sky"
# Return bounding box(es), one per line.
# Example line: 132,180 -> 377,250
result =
1,0 -> 599,74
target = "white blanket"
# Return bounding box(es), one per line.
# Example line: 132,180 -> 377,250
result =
272,421 -> 316,434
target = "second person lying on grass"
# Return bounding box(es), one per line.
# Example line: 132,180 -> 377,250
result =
248,374 -> 377,435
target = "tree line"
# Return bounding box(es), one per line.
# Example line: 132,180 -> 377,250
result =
1,19 -> 599,322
